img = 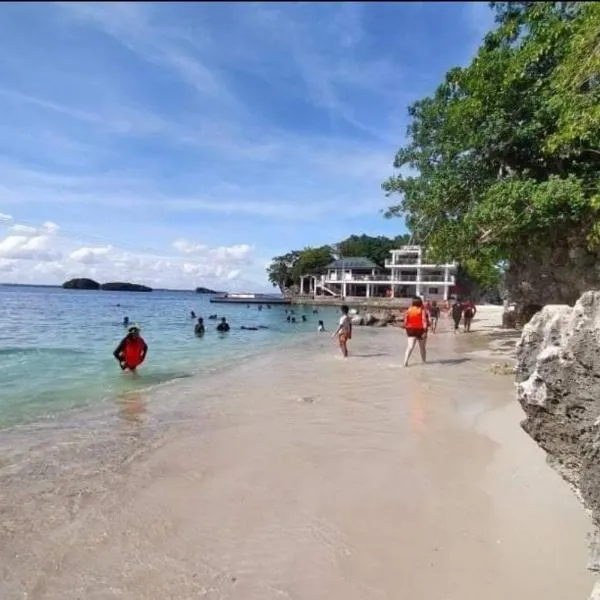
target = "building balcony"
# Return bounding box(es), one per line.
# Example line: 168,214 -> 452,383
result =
321,275 -> 454,285
384,259 -> 419,267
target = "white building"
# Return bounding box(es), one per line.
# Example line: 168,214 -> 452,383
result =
299,245 -> 457,301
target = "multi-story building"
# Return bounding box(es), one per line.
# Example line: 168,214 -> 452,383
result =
299,245 -> 457,301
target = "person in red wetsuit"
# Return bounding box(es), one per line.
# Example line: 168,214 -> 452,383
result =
403,296 -> 430,367
113,324 -> 148,372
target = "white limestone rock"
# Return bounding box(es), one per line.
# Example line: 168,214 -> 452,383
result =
516,292 -> 600,599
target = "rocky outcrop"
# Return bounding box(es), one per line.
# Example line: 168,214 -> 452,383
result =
100,282 -> 152,292
505,237 -> 600,308
195,286 -> 219,294
62,278 -> 100,290
516,292 -> 600,599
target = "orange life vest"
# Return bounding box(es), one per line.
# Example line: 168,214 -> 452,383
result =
404,306 -> 428,330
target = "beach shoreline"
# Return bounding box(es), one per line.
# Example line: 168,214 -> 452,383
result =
0,308 -> 594,599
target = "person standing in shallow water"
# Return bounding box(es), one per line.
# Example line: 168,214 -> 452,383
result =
194,317 -> 205,336
403,297 -> 430,367
451,299 -> 463,333
332,305 -> 352,358
429,301 -> 441,333
113,324 -> 148,372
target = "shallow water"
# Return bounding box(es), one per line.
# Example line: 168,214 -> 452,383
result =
0,286 -> 338,427
0,324 -> 593,600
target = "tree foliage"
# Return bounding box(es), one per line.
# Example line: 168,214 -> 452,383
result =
382,2 -> 600,298
336,234 -> 412,267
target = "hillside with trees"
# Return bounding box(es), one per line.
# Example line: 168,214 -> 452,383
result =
382,1 -> 600,306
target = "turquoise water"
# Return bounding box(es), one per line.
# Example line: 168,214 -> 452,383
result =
0,286 -> 338,428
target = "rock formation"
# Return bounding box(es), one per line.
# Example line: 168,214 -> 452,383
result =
100,282 -> 152,292
516,291 -> 600,599
62,278 -> 100,290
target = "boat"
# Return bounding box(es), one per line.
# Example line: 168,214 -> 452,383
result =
209,292 -> 291,305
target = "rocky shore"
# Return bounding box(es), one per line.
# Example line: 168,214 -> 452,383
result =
516,291 -> 600,600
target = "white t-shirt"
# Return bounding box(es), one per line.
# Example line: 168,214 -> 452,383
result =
339,314 -> 352,334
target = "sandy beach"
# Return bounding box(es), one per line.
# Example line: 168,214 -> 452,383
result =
0,307 -> 594,599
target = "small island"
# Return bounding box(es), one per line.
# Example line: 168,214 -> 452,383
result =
100,282 -> 153,292
62,278 -> 101,290
195,286 -> 220,294
62,279 -> 152,292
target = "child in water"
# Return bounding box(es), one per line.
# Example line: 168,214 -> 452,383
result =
317,320 -> 325,332
331,305 -> 352,358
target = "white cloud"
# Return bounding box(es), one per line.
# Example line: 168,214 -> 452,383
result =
0,212 -> 12,222
172,239 -> 207,254
0,218 -> 257,290
69,245 -> 113,264
0,234 -> 60,261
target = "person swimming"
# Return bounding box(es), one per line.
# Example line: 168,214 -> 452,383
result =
241,326 -> 259,331
190,310 -> 197,319
216,317 -> 230,332
301,315 -> 307,322
113,324 -> 148,372
122,316 -> 130,327
318,320 -> 325,332
194,317 -> 205,336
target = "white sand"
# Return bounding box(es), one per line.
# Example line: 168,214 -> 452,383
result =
0,310 -> 594,599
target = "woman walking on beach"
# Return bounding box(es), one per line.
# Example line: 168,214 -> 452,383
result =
463,299 -> 477,332
403,297 -> 430,367
332,305 -> 352,358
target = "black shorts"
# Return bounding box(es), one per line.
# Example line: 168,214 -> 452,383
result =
406,328 -> 426,339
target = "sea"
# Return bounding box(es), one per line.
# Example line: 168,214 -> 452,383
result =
0,285 -> 339,429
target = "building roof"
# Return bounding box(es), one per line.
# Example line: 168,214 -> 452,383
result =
326,257 -> 380,270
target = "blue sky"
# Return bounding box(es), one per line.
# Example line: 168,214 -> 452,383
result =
0,2 -> 495,290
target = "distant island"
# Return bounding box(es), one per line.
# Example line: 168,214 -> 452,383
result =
100,282 -> 153,292
62,278 -> 101,290
62,279 -> 153,292
195,286 -> 220,294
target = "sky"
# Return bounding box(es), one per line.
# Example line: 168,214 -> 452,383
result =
0,2 -> 495,291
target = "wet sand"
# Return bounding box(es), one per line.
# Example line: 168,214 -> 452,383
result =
0,309 -> 594,599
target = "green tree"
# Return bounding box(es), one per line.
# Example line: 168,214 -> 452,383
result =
291,246 -> 334,281
266,246 -> 333,293
382,1 -> 600,304
267,250 -> 300,293
336,234 -> 411,267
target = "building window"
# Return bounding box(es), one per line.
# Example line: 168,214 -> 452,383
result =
429,287 -> 439,295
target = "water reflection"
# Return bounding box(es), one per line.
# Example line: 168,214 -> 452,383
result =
116,392 -> 147,426
409,384 -> 428,435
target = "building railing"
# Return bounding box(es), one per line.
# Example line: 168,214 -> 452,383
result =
384,259 -> 419,266
320,275 -> 455,284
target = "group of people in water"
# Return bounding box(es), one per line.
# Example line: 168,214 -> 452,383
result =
331,297 -> 477,367
114,296 -> 477,373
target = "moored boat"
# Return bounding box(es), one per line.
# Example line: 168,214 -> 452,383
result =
209,292 -> 291,305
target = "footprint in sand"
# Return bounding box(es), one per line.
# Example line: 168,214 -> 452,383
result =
296,395 -> 316,404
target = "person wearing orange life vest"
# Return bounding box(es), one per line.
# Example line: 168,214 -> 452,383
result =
113,324 -> 148,372
403,296 -> 431,367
